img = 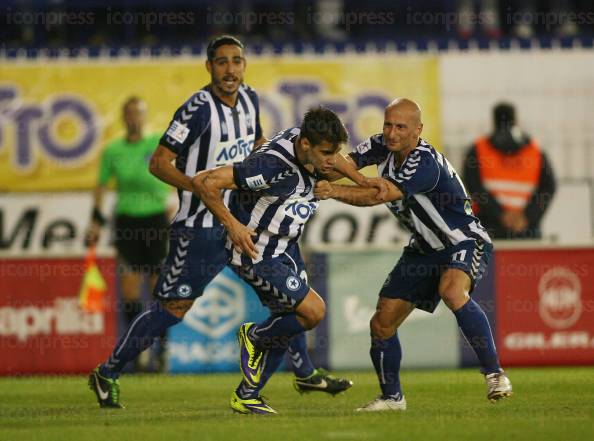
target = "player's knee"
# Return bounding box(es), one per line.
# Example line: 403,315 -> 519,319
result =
302,305 -> 325,329
439,284 -> 469,311
370,315 -> 395,340
297,296 -> 326,330
160,299 -> 194,319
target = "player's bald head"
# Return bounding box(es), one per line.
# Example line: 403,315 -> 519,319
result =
386,98 -> 422,126
382,98 -> 424,153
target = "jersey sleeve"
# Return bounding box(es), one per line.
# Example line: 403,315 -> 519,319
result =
159,92 -> 210,155
233,152 -> 292,192
252,92 -> 263,141
387,149 -> 440,196
97,145 -> 113,185
245,86 -> 263,141
348,134 -> 388,168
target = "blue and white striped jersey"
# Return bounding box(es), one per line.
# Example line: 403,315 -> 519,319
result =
230,127 -> 318,266
350,134 -> 491,254
160,83 -> 262,228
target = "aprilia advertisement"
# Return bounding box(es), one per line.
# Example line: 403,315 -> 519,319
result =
496,248 -> 594,366
0,257 -> 117,375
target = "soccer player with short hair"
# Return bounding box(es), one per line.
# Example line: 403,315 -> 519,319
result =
314,98 -> 513,411
192,106 -> 350,414
88,35 -> 352,409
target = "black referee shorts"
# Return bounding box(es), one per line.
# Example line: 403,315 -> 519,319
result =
113,212 -> 169,274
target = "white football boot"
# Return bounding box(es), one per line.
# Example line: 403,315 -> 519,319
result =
356,394 -> 407,412
485,371 -> 513,402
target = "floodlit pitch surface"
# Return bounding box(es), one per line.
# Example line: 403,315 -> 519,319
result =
1,368 -> 592,441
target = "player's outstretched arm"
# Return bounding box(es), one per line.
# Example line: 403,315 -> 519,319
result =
315,178 -> 403,207
325,154 -> 390,199
192,166 -> 258,259
149,145 -> 194,191
322,154 -> 363,182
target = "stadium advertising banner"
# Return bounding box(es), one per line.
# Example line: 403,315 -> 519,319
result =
0,257 -> 117,375
0,55 -> 440,191
167,267 -> 269,373
314,250 -> 460,370
0,193 -> 411,257
496,248 -> 594,366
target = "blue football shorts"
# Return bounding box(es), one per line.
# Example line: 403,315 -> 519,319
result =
231,244 -> 311,315
153,222 -> 228,301
379,239 -> 493,313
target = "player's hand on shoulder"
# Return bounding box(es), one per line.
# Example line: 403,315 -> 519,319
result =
227,220 -> 258,260
363,177 -> 390,200
314,180 -> 334,200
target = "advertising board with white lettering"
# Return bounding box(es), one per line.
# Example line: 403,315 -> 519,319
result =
0,257 -> 117,375
321,250 -> 461,370
0,193 -> 410,258
496,248 -> 594,366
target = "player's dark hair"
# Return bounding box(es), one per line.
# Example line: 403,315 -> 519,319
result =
206,35 -> 245,60
300,106 -> 349,148
493,102 -> 516,131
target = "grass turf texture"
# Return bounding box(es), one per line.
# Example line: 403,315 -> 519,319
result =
1,367 -> 592,441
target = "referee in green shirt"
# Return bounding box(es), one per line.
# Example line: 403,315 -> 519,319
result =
87,97 -> 170,370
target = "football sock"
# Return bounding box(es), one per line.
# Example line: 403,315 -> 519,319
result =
370,332 -> 403,399
454,299 -> 501,374
288,332 -> 316,378
100,302 -> 181,379
250,314 -> 307,350
236,346 -> 287,399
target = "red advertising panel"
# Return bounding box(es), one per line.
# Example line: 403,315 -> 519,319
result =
496,248 -> 594,366
0,257 -> 117,375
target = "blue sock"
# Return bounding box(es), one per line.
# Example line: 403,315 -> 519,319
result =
99,302 -> 181,379
236,346 -> 287,399
454,299 -> 501,374
370,332 -> 402,399
288,332 -> 315,378
250,314 -> 307,350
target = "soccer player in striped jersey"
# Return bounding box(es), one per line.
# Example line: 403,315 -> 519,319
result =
315,98 -> 513,411
88,36 -> 351,409
192,107 -> 350,414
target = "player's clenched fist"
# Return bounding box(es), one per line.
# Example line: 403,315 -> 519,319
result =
314,180 -> 334,200
363,177 -> 390,200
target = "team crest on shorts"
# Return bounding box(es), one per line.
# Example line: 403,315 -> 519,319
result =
177,284 -> 192,298
286,276 -> 301,292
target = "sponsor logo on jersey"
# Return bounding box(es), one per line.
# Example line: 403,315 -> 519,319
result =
214,138 -> 254,166
166,121 -> 190,143
246,174 -> 269,191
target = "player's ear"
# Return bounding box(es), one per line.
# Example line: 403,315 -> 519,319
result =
417,123 -> 424,137
205,60 -> 213,74
300,136 -> 311,151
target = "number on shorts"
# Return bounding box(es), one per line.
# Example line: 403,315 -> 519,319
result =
451,250 -> 467,262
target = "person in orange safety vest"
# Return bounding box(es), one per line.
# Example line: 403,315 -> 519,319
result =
462,102 -> 556,239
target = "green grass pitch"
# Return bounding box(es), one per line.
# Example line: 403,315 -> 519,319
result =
1,367 -> 592,441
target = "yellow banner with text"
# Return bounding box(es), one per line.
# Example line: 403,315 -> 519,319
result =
0,55 -> 440,190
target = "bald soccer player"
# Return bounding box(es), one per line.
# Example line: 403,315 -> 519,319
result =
314,98 -> 512,411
